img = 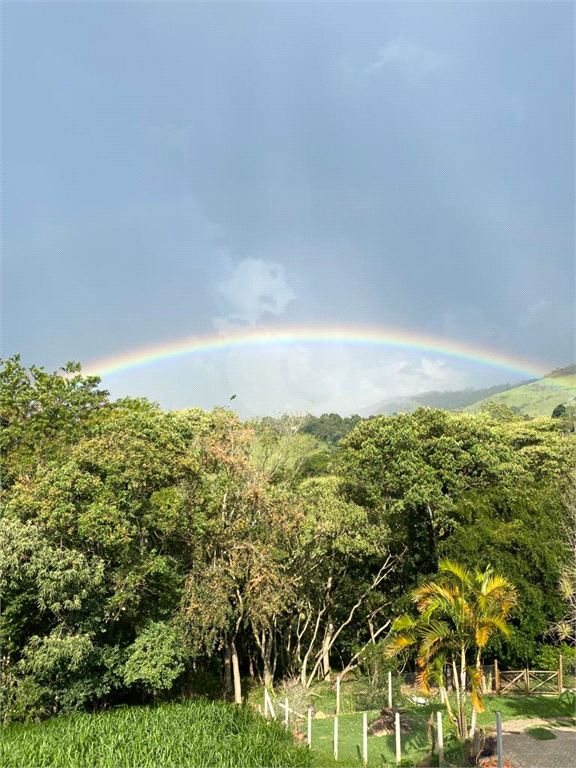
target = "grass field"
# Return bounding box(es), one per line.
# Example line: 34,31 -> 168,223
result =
296,689 -> 576,768
3,689 -> 573,768
0,699 -> 311,768
465,368 -> 576,417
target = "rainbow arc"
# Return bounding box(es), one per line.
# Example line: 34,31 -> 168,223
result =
82,323 -> 564,384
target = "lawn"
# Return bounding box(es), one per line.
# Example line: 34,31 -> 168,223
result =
305,709 -> 432,768
297,687 -> 575,768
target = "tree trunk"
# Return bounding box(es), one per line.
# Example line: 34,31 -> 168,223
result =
262,654 -> 274,688
251,624 -> 275,688
452,656 -> 463,739
468,650 -> 483,739
459,647 -> 468,738
321,620 -> 334,680
223,640 -> 233,700
231,639 -> 242,705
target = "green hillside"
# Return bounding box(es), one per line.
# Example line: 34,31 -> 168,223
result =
364,380 -> 530,417
466,364 -> 576,417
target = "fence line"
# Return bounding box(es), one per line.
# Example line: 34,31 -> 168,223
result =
261,659 -> 570,765
264,697 -> 531,768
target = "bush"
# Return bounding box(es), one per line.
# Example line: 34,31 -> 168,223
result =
123,622 -> 185,697
532,643 -> 575,675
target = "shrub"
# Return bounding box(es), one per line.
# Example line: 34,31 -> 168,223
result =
123,622 -> 186,697
532,643 -> 575,675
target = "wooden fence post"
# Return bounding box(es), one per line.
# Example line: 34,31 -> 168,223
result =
395,711 -> 402,764
558,654 -> 563,695
437,711 -> 444,764
307,707 -> 312,747
334,716 -> 339,760
336,676 -> 341,716
494,659 -> 500,695
388,670 -> 393,708
264,689 -> 269,718
362,712 -> 368,766
524,668 -> 530,695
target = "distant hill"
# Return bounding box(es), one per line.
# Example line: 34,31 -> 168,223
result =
361,381 -> 530,417
465,364 -> 576,417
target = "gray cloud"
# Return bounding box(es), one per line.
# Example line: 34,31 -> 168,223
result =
3,1 -> 572,414
214,258 -> 296,330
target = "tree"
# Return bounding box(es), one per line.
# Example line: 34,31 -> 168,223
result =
386,560 -> 518,743
552,404 -> 568,419
549,492 -> 576,645
341,408 -> 575,664
1,396 -> 202,718
179,409 -> 295,698
0,356 -> 109,489
284,476 -> 399,687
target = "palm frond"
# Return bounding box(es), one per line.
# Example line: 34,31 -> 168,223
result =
385,633 -> 418,657
416,666 -> 432,695
416,581 -> 459,601
439,559 -> 471,585
480,615 -> 512,638
391,613 -> 418,631
467,666 -> 485,713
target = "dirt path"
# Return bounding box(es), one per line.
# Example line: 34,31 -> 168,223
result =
501,716 -> 575,733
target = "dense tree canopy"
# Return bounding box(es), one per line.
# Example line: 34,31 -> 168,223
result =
1,356 -> 574,721
341,407 -> 575,664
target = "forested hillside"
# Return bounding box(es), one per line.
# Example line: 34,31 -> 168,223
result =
363,380 -> 532,416
1,356 -> 574,722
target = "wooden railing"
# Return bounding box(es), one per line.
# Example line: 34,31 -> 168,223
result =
494,655 -> 563,695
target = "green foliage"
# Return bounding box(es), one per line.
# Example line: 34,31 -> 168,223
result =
0,355 -> 110,488
342,408 -> 575,664
2,356 -> 574,727
532,643 -> 576,675
251,417 -> 333,483
300,413 -> 362,445
123,622 -> 186,696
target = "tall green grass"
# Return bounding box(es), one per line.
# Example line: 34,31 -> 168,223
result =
1,699 -> 311,768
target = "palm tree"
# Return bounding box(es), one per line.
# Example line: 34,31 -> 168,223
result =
386,560 -> 518,741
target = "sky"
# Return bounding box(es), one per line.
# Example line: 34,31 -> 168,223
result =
3,1 -> 575,416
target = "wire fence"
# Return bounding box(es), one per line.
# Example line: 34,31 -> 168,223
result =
258,661 -> 574,767
262,691 -> 507,767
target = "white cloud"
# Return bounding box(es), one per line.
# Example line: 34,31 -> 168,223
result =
350,357 -> 468,411
218,345 -> 468,418
364,38 -> 444,82
214,258 -> 296,329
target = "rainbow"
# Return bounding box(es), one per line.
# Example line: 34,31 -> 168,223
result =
82,322 -> 560,382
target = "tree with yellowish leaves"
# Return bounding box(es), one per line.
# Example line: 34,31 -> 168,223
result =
386,560 -> 518,743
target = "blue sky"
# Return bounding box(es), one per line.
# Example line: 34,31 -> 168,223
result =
3,1 -> 574,415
